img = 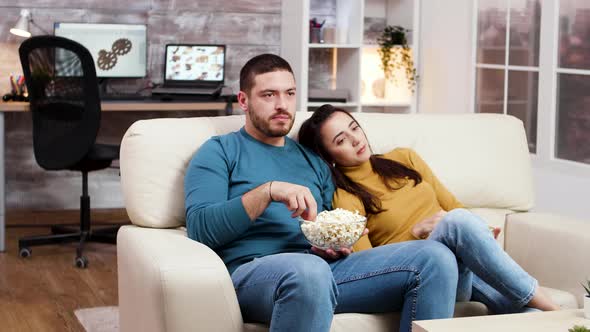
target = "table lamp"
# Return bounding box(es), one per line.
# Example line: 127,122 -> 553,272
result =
10,9 -> 39,38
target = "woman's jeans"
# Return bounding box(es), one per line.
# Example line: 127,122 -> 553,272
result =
428,208 -> 538,314
231,240 -> 458,332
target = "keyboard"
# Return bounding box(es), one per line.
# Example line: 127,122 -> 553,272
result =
152,86 -> 221,96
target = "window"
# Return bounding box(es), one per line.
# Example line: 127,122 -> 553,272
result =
555,0 -> 590,164
475,0 -> 590,167
475,0 -> 541,153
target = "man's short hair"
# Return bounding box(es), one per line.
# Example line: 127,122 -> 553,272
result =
239,54 -> 294,94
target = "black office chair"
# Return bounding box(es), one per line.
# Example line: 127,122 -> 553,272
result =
18,35 -> 120,268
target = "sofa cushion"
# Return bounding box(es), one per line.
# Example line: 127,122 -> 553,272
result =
120,113 -> 533,229
241,290 -> 576,332
342,113 -> 533,211
243,302 -> 489,332
120,116 -> 244,228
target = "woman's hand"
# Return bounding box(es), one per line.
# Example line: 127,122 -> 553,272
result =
411,210 -> 447,239
311,228 -> 369,260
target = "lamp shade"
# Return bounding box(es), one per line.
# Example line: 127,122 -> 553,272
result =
10,9 -> 32,38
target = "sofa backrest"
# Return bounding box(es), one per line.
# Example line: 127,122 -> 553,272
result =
120,112 -> 534,228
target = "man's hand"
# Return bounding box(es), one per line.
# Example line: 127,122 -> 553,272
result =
310,228 -> 369,260
411,210 -> 447,239
243,181 -> 319,221
270,181 -> 318,221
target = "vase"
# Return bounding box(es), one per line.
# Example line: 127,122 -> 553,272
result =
310,27 -> 323,44
585,296 -> 590,319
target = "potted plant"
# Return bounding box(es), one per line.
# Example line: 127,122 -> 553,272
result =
377,25 -> 418,93
569,325 -> 590,332
583,278 -> 590,319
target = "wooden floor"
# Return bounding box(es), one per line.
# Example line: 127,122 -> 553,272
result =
0,209 -> 128,332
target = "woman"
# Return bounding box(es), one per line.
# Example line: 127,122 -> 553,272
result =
298,104 -> 559,314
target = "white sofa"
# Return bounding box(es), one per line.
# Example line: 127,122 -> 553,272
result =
118,113 -> 590,332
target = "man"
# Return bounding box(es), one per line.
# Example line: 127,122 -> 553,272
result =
184,54 -> 458,332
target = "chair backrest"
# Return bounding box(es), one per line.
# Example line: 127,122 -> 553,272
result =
19,35 -> 101,170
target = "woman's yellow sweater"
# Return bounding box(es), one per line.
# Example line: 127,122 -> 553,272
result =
333,148 -> 464,251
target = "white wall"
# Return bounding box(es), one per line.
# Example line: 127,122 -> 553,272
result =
418,0 -> 474,114
532,166 -> 590,220
418,1 -> 589,221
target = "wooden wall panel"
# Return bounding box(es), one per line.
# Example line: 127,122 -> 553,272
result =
0,0 -> 280,210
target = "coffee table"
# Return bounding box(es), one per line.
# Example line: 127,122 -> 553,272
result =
413,309 -> 588,332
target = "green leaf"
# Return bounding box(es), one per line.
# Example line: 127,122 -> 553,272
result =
569,325 -> 590,332
377,25 -> 418,93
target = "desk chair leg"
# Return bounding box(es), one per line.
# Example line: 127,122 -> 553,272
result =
92,225 -> 120,234
75,230 -> 89,268
51,225 -> 77,235
89,232 -> 117,244
18,171 -> 121,268
81,171 -> 90,233
19,233 -> 81,258
19,233 -> 81,247
75,171 -> 91,268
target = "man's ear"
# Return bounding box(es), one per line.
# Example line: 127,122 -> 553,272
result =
238,91 -> 248,113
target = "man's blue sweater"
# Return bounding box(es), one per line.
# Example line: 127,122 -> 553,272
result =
184,127 -> 335,274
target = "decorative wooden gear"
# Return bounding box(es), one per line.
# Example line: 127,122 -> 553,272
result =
111,38 -> 132,56
97,50 -> 117,71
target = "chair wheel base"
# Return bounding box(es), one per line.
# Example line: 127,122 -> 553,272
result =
75,256 -> 88,269
19,247 -> 32,258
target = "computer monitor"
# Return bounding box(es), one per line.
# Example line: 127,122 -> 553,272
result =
163,44 -> 226,88
54,22 -> 147,78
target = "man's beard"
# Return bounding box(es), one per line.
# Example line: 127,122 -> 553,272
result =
248,103 -> 295,138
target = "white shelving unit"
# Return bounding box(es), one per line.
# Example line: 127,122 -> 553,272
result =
281,0 -> 421,113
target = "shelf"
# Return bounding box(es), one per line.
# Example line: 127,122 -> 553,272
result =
308,43 -> 362,49
281,0 -> 418,114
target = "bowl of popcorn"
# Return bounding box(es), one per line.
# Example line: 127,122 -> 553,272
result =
298,208 -> 367,250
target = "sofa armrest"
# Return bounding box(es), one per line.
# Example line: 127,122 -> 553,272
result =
117,226 -> 243,332
504,212 -> 590,307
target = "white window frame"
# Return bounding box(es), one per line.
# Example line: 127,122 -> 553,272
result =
471,0 -> 590,178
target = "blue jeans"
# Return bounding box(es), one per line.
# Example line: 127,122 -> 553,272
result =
231,240 -> 458,332
428,208 -> 538,314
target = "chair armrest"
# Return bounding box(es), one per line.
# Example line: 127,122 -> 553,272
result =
117,226 -> 243,332
504,212 -> 590,307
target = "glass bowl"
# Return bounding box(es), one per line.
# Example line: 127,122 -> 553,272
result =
298,215 -> 367,250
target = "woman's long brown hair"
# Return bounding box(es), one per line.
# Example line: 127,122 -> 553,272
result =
298,104 -> 422,215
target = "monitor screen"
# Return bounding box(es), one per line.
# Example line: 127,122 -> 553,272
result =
164,44 -> 225,84
54,22 -> 147,78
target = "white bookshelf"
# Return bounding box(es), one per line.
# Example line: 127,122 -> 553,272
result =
281,0 -> 421,113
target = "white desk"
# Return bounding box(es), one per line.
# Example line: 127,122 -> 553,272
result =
0,100 -> 236,251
